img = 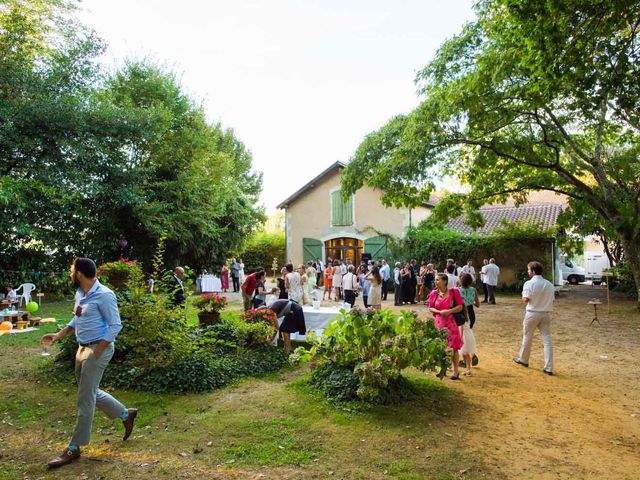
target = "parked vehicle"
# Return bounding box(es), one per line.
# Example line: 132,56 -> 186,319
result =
584,252 -> 611,285
561,258 -> 586,285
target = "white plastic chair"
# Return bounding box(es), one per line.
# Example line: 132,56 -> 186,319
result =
14,283 -> 36,307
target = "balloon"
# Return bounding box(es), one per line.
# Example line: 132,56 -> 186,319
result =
26,301 -> 39,313
0,321 -> 12,331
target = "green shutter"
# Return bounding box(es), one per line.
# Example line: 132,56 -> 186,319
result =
331,191 -> 342,225
332,191 -> 353,226
364,236 -> 387,260
342,195 -> 353,225
302,238 -> 323,263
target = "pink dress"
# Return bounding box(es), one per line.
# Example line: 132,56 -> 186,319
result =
221,267 -> 229,291
428,288 -> 464,350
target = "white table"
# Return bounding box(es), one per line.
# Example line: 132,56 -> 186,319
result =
290,305 -> 344,341
201,275 -> 222,293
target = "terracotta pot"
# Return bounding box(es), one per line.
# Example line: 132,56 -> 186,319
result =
198,311 -> 221,327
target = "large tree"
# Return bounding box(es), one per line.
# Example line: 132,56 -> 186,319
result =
0,0 -> 263,273
342,0 -> 640,306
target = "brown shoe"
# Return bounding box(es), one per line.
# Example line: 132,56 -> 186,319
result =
47,447 -> 80,469
122,408 -> 138,441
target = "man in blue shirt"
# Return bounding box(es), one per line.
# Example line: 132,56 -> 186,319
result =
41,258 -> 137,469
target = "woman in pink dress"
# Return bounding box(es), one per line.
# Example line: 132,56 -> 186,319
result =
428,273 -> 464,380
221,264 -> 229,292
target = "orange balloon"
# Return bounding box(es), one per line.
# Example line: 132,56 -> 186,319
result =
0,321 -> 12,331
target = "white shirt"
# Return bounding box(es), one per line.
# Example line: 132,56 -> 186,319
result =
7,289 -> 16,301
342,272 -> 358,291
483,263 -> 500,286
394,267 -> 401,285
447,274 -> 458,289
522,275 -> 554,312
380,264 -> 390,281
340,264 -> 347,275
461,265 -> 476,281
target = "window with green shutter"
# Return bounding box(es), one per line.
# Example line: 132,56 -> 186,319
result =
331,190 -> 353,226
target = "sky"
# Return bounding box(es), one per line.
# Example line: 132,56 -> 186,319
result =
77,0 -> 476,213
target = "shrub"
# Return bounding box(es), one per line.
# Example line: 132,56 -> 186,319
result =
238,230 -> 285,273
291,308 -> 449,403
194,293 -> 229,313
97,259 -> 141,291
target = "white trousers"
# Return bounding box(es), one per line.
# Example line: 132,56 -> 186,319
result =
518,310 -> 553,371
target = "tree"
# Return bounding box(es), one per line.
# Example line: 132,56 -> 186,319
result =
1,1 -> 264,273
342,0 -> 640,306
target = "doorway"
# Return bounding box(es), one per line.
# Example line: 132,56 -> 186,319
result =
325,238 -> 364,267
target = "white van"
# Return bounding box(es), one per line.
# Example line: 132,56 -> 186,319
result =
561,258 -> 586,285
584,252 -> 611,285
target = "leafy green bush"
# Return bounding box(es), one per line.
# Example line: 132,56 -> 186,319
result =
291,308 -> 449,403
238,230 -> 285,272
608,260 -> 638,299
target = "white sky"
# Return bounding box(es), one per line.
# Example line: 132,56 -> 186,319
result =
77,0 -> 476,213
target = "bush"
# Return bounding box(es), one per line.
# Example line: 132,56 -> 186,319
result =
97,259 -> 141,291
238,230 -> 285,273
291,308 -> 449,403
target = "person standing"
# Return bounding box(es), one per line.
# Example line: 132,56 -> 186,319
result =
284,264 -> 303,304
379,259 -> 390,301
446,264 -> 458,289
171,266 -> 186,306
513,261 -> 555,375
366,266 -> 382,310
220,264 -> 229,293
358,264 -> 370,308
42,258 -> 137,469
331,260 -> 342,302
461,260 -> 476,282
277,267 -> 288,299
428,273 -> 464,380
241,268 -> 265,311
483,258 -> 500,304
316,257 -> 324,287
305,261 -> 317,303
342,265 -> 359,307
480,258 -> 489,303
230,259 -> 240,293
237,258 -> 246,284
393,262 -> 402,306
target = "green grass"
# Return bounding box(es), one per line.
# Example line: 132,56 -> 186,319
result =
0,300 -> 496,480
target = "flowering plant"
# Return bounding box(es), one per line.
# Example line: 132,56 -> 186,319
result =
241,307 -> 277,325
97,258 -> 141,290
194,293 -> 228,313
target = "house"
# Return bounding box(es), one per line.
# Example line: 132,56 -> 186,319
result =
446,198 -> 565,286
276,161 -> 435,266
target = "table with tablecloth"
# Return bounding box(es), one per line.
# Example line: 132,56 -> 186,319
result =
201,275 -> 222,293
289,305 -> 345,341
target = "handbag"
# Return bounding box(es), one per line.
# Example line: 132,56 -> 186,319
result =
450,289 -> 468,326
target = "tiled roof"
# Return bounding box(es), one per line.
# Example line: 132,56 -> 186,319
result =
446,203 -> 563,235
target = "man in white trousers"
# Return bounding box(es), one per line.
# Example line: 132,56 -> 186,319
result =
513,261 -> 555,375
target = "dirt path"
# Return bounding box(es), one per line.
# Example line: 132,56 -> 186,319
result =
404,286 -> 640,479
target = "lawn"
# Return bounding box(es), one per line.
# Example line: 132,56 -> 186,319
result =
2,288 -> 638,479
0,300 -> 486,480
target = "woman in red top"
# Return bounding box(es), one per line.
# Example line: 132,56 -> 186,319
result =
428,273 -> 464,380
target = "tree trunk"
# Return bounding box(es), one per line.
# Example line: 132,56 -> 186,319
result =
620,235 -> 640,311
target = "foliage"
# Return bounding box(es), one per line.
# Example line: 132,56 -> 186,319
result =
97,258 -> 141,290
241,308 -> 278,328
341,0 -> 640,303
608,260 -> 637,298
291,308 -> 449,403
238,230 -> 285,273
194,293 -> 228,313
0,0 -> 264,274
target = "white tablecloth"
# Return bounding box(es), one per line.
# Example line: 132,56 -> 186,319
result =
290,305 -> 344,341
201,275 -> 221,293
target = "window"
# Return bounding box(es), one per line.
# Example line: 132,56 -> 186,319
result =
565,260 -> 574,268
331,190 -> 353,226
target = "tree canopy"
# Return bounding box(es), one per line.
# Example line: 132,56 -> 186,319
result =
342,0 -> 640,302
0,0 -> 263,272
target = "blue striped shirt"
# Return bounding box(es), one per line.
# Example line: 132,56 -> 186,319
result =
67,279 -> 122,344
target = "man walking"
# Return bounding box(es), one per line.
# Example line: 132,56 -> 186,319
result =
482,258 -> 500,304
379,259 -> 390,301
42,258 -> 137,469
513,261 -> 555,375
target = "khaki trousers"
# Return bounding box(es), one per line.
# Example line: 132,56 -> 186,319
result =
518,310 -> 553,372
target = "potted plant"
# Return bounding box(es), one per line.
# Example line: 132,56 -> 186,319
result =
194,293 -> 228,326
97,258 -> 140,290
